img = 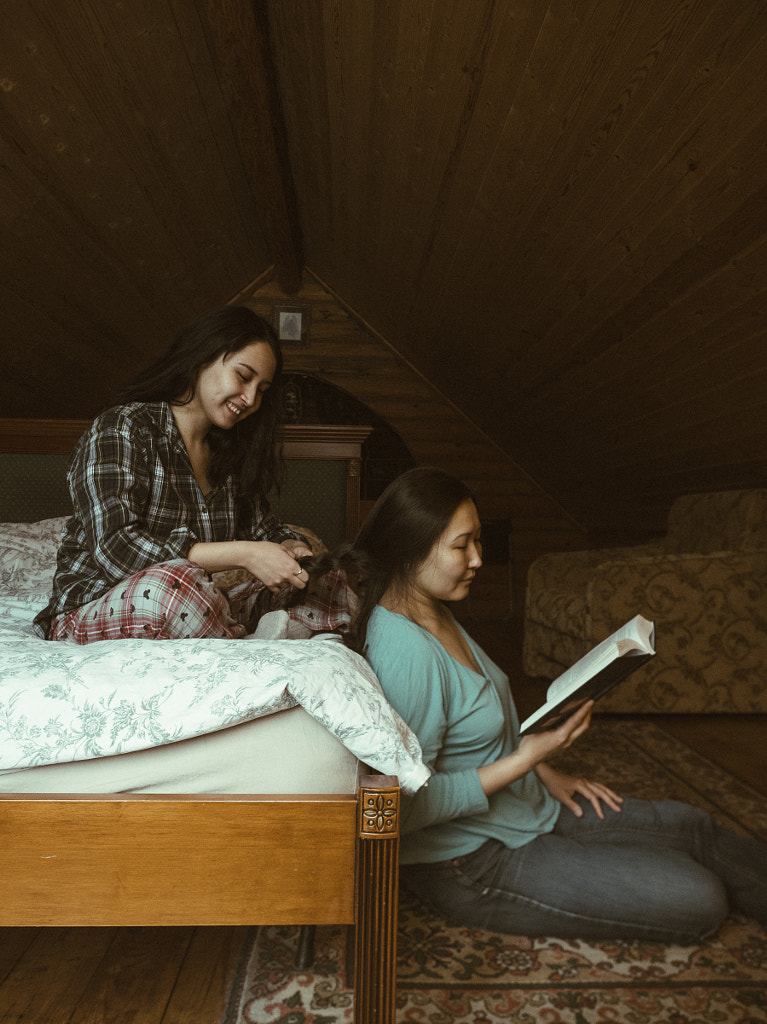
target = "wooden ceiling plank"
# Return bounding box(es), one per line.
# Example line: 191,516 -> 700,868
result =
265,1 -> 335,260
516,7 -> 767,369
0,12 -> 191,306
363,0 -> 440,282
569,270 -> 767,439
520,0 -> 767,295
593,370 -> 767,452
444,0 -> 765,386
527,219 -> 767,407
399,0 -> 541,301
546,0 -> 767,275
435,0 -> 638,311
517,168 -> 767,421
201,0 -> 303,292
338,0 -> 380,265
446,0 -> 668,315
31,1 -> 258,283
586,424 -> 767,480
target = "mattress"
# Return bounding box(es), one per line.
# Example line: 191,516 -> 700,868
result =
0,705 -> 359,794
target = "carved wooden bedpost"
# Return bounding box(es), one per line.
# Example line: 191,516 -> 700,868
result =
355,775 -> 400,1024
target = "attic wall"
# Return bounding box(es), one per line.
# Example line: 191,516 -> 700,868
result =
244,273 -> 587,621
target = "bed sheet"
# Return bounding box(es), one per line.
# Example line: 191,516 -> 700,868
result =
0,518 -> 429,794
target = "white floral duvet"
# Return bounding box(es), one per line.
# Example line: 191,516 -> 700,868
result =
0,518 -> 429,793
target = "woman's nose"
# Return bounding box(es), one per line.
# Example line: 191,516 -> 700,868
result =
241,384 -> 259,407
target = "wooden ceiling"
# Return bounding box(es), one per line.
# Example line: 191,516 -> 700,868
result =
2,0 -> 766,538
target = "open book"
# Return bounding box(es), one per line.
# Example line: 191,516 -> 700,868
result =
519,614 -> 655,735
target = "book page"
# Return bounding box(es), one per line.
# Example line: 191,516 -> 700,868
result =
546,642 -> 616,703
546,615 -> 654,703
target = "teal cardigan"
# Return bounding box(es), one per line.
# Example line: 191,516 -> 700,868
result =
366,606 -> 560,864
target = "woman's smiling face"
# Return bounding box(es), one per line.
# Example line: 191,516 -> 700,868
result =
411,498 -> 483,604
194,340 -> 277,430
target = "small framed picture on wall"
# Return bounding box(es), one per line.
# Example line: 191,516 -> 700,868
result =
273,304 -> 310,347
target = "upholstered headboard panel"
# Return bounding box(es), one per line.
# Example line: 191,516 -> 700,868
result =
272,458 -> 350,547
0,420 -> 372,546
0,453 -> 73,522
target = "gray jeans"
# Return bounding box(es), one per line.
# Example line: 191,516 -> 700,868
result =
400,797 -> 767,943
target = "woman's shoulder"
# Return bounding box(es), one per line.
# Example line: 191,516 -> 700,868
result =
366,607 -> 455,713
369,605 -> 419,639
70,404 -> 173,468
82,402 -> 171,440
368,606 -> 448,663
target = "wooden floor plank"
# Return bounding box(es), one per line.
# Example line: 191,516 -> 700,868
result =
0,927 -> 116,1024
66,927 -> 194,1024
162,926 -> 251,1024
0,929 -> 38,986
653,714 -> 767,798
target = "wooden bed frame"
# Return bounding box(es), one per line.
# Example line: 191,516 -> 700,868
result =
0,418 -> 399,1024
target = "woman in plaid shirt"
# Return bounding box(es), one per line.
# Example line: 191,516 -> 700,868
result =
35,306 -> 349,644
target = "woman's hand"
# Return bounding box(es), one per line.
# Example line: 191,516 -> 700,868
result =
477,701 -> 595,796
281,537 -> 314,559
241,540 -> 309,592
517,700 -> 595,764
535,761 -> 623,819
187,539 -> 308,592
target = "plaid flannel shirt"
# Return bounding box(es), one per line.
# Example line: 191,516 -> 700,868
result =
35,401 -> 298,636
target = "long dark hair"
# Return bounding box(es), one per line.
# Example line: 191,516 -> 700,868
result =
315,466 -> 476,654
117,305 -> 284,501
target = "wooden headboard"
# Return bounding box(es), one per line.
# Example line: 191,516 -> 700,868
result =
0,419 -> 372,542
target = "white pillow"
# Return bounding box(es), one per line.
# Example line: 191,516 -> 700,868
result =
0,517 -> 67,572
0,518 -> 66,632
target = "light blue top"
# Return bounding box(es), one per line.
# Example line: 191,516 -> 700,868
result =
366,606 -> 560,864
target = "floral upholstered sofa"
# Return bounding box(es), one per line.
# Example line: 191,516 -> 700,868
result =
523,489 -> 767,713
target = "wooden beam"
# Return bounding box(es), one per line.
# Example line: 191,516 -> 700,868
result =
201,0 -> 303,292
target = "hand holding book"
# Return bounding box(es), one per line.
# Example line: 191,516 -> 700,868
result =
519,615 -> 655,736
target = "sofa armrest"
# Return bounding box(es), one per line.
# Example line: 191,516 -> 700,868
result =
525,545 -> 663,636
665,489 -> 767,554
527,545 -> 662,595
528,544 -> 659,606
523,544 -> 663,678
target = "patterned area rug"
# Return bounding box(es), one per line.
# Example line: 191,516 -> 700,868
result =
225,720 -> 767,1024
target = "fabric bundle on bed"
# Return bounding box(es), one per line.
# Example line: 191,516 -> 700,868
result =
0,518 -> 429,794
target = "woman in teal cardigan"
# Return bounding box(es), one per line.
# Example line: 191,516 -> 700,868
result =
347,466 -> 767,943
